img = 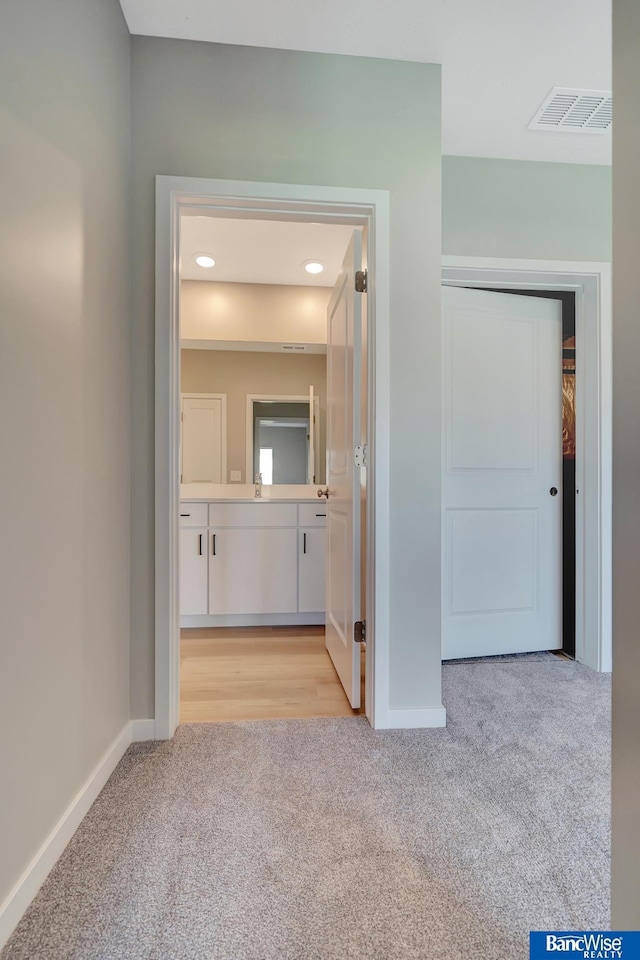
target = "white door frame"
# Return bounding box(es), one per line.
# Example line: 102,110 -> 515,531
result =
245,393 -> 320,485
155,176 -> 391,738
180,392 -> 228,484
442,257 -> 612,672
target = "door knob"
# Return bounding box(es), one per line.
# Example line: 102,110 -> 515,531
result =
317,488 -> 330,499
550,487 -> 558,497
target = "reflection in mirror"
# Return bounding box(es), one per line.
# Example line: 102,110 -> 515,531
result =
252,401 -> 315,484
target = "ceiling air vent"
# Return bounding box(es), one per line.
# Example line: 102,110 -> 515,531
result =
528,87 -> 612,134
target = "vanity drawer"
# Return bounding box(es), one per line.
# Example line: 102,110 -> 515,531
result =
298,503 -> 327,527
179,502 -> 208,527
208,502 -> 297,528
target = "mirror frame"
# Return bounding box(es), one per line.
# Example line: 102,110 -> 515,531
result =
245,393 -> 321,485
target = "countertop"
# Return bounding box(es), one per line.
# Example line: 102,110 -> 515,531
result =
180,483 -> 326,503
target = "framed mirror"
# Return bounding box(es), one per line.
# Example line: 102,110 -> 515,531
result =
246,392 -> 322,485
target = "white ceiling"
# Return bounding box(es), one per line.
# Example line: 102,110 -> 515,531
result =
181,216 -> 356,286
120,0 -> 612,166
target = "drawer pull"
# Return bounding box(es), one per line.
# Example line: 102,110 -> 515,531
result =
303,532 -> 307,554
212,534 -> 216,556
315,513 -> 326,517
198,534 -> 203,556
180,513 -> 190,517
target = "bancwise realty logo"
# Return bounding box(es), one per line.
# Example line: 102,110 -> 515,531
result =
530,932 -> 640,959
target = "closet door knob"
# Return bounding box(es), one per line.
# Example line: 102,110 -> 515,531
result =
550,487 -> 558,497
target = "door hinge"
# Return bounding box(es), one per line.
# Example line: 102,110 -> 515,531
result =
354,620 -> 366,643
354,444 -> 367,468
355,269 -> 368,293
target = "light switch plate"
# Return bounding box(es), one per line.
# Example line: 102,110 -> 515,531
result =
230,471 -> 242,482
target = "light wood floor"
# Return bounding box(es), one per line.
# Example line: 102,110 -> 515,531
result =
180,625 -> 364,723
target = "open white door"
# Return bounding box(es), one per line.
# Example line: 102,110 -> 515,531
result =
442,286 -> 563,659
325,232 -> 363,707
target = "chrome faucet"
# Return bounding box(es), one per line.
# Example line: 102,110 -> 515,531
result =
255,472 -> 262,498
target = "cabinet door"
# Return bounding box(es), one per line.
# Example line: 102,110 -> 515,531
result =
209,528 -> 297,615
180,528 -> 208,615
298,527 -> 326,613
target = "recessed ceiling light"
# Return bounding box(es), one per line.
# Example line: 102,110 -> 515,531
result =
303,260 -> 325,275
194,254 -> 216,268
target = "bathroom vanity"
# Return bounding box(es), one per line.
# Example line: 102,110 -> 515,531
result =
179,488 -> 327,627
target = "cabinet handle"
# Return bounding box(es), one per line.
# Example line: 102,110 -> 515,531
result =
198,534 -> 203,556
212,534 -> 216,556
303,532 -> 307,554
315,513 -> 326,517
180,513 -> 190,517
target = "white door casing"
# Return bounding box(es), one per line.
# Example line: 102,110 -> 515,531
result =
325,231 -> 362,707
181,394 -> 226,483
442,285 -> 563,659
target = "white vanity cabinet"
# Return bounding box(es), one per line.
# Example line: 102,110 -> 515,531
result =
179,504 -> 209,615
179,527 -> 208,615
209,527 -> 298,615
298,527 -> 326,613
297,501 -> 327,613
180,499 -> 326,625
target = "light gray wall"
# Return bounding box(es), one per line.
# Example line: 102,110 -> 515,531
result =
0,0 -> 131,909
443,156 -> 612,261
131,38 -> 442,717
611,0 -> 640,927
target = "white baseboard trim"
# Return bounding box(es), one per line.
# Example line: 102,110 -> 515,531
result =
131,719 -> 156,742
376,706 -> 447,729
181,612 -> 324,628
0,721 -> 132,952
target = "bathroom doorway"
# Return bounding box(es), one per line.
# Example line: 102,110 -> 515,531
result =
155,177 -> 391,738
175,210 -> 370,723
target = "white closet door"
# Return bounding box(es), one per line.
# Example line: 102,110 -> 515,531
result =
208,528 -> 298,615
442,286 -> 563,659
182,396 -> 225,483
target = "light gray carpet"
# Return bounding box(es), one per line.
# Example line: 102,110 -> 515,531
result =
2,658 -> 610,960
